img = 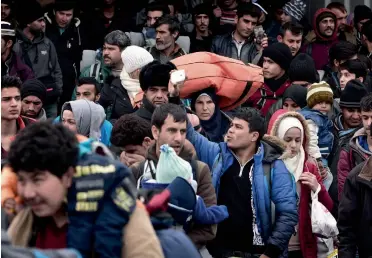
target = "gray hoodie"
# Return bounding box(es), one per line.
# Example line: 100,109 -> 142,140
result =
62,99 -> 106,141
13,30 -> 63,97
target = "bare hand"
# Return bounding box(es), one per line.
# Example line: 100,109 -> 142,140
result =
213,7 -> 222,18
299,172 -> 320,192
168,70 -> 185,97
4,198 -> 16,214
120,151 -> 145,167
256,35 -> 269,51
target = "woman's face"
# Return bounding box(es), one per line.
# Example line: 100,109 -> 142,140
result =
195,95 -> 215,121
62,110 -> 78,134
283,98 -> 301,111
283,127 -> 302,157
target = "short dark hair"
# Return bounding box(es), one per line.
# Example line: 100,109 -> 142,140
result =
358,54 -> 372,71
233,107 -> 264,141
111,114 -> 153,147
326,2 -> 347,13
279,22 -> 304,37
339,60 -> 368,80
360,93 -> 372,112
8,122 -> 79,178
104,30 -> 131,51
361,20 -> 372,42
151,103 -> 187,130
237,3 -> 261,19
146,2 -> 170,16
1,75 -> 22,91
78,77 -> 101,95
154,15 -> 180,37
329,41 -> 358,65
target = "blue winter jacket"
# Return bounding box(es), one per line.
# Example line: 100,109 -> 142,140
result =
186,122 -> 298,257
53,116 -> 113,146
67,139 -> 136,258
300,107 -> 334,159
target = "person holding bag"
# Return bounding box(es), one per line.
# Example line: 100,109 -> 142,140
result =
267,109 -> 334,258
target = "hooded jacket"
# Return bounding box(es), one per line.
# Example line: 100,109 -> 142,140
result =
267,110 -> 333,258
338,159 -> 372,258
186,120 -> 298,257
130,143 -> 217,249
2,51 -> 35,82
337,127 -> 371,199
13,30 -> 63,104
301,9 -> 338,70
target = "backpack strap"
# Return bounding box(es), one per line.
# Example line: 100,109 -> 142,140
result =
263,162 -> 275,225
90,61 -> 101,81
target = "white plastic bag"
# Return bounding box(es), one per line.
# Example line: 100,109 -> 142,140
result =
311,187 -> 339,238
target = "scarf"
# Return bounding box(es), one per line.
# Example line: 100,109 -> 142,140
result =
277,116 -> 305,181
120,69 -> 142,102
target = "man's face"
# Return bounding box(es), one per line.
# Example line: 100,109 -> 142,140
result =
123,144 -> 147,157
361,110 -> 372,136
279,30 -> 302,56
152,114 -> 186,155
1,3 -> 11,21
28,18 -> 46,34
147,10 -> 163,27
156,24 -> 176,51
145,86 -> 168,107
225,117 -> 258,150
62,110 -> 77,134
1,87 -> 21,121
330,8 -> 347,32
21,95 -> 43,119
103,43 -> 122,67
319,17 -> 335,37
342,107 -> 361,128
235,14 -> 258,39
17,170 -> 72,217
263,57 -> 284,79
195,14 -> 209,33
1,38 -> 7,55
76,84 -> 98,102
339,69 -> 356,90
55,10 -> 73,28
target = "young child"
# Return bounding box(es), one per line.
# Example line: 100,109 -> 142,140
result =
300,82 -> 334,190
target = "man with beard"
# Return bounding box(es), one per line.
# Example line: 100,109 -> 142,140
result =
190,3 -> 213,53
1,21 -> 34,82
13,0 -> 63,119
277,22 -> 304,56
147,15 -> 186,64
1,0 -> 15,26
327,2 -> 357,44
44,0 -> 83,113
21,79 -> 47,121
301,8 -> 338,70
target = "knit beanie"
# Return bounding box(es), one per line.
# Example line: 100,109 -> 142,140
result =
263,43 -> 293,71
21,79 -> 47,104
283,84 -> 308,108
17,1 -> 44,27
288,53 -> 318,83
340,79 -> 368,108
1,21 -> 15,37
54,0 -> 76,11
139,60 -> 176,91
282,0 -> 307,22
156,145 -> 193,184
122,46 -> 154,74
306,81 -> 334,108
354,5 -> 372,25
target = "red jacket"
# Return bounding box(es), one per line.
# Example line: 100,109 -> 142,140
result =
267,109 -> 333,257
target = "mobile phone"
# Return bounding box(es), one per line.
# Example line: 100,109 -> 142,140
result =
170,70 -> 186,85
254,25 -> 265,45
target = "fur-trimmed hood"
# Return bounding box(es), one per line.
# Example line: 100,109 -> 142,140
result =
266,109 -> 311,157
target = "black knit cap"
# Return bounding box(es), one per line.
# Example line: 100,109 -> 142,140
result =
21,79 -> 47,104
283,84 -> 308,108
192,3 -> 213,18
139,60 -> 177,91
263,43 -> 293,71
288,53 -> 318,83
354,5 -> 372,25
54,0 -> 76,11
17,0 -> 44,27
340,79 -> 368,108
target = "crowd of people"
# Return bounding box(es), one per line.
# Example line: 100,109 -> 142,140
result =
1,0 -> 372,257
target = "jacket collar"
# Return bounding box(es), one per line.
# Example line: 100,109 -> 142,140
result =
358,157 -> 372,188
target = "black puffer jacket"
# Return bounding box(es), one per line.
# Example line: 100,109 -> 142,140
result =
210,33 -> 259,64
338,159 -> 372,258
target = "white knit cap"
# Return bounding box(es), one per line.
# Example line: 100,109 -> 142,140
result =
122,46 -> 154,74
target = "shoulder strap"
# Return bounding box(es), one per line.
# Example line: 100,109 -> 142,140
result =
90,61 -> 101,80
263,162 -> 275,225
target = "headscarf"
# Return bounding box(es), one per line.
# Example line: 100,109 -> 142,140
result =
277,116 -> 305,181
62,100 -> 106,141
190,88 -> 230,142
